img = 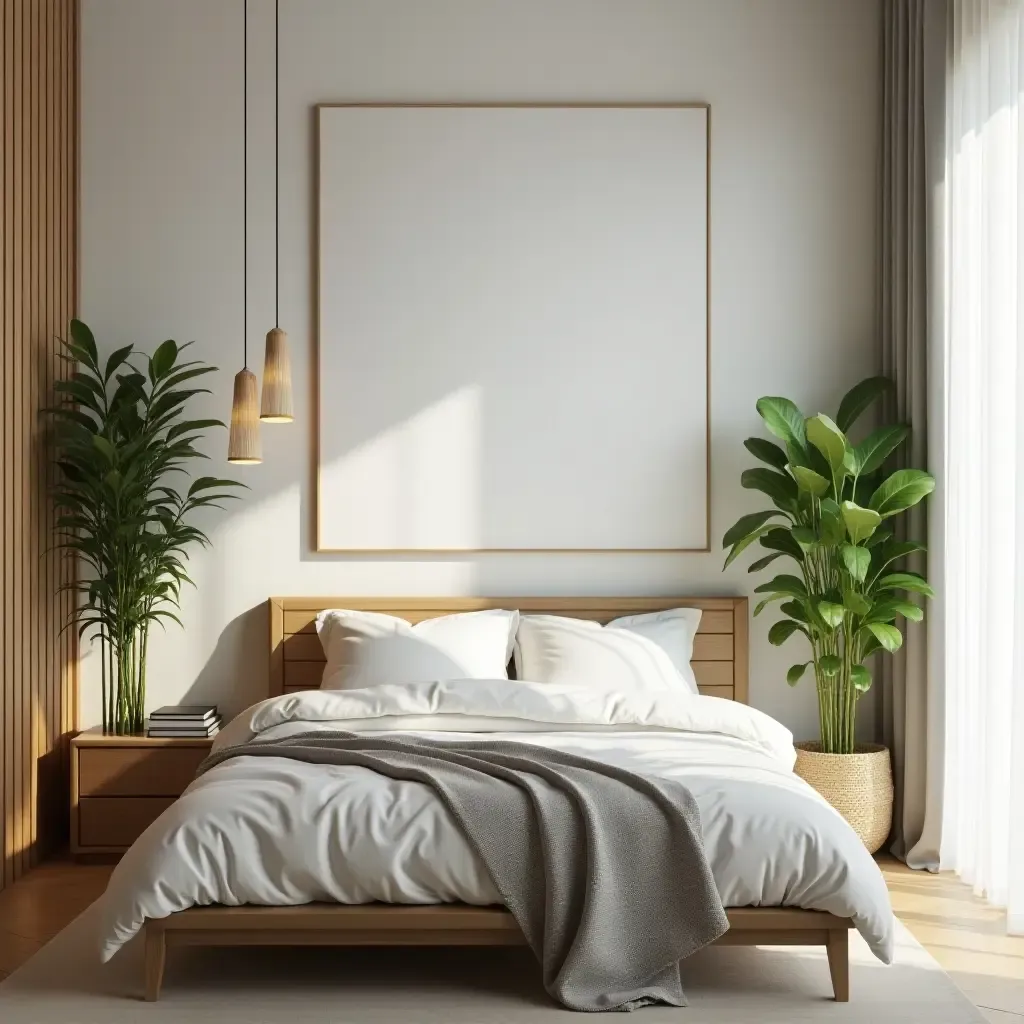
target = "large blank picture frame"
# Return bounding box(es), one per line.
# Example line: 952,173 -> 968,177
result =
316,102 -> 709,553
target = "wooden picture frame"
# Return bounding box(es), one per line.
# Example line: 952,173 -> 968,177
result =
314,102 -> 712,553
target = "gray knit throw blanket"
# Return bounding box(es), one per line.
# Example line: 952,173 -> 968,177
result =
197,732 -> 729,1011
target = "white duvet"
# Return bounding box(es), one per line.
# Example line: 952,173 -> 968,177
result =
98,680 -> 895,963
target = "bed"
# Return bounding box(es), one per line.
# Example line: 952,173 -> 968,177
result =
97,596 -> 893,1003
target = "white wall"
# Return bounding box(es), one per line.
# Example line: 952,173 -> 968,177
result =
79,0 -> 880,738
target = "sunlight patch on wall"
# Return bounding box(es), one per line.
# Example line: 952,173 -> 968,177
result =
321,386 -> 483,550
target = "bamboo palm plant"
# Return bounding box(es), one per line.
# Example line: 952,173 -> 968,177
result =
50,320 -> 245,734
722,377 -> 935,754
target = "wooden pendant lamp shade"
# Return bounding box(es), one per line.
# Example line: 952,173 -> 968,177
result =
260,0 -> 294,424
228,0 -> 262,463
228,367 -> 262,464
260,328 -> 293,421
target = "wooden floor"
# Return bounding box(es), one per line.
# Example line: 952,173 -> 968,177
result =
0,858 -> 112,983
879,857 -> 1024,1022
0,854 -> 1021,1019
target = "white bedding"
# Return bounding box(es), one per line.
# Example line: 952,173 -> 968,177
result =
97,680 -> 895,963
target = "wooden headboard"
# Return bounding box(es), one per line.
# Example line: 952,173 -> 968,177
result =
269,597 -> 748,703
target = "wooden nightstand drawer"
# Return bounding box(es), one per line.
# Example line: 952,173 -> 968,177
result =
71,730 -> 215,855
78,745 -> 209,797
77,796 -> 177,849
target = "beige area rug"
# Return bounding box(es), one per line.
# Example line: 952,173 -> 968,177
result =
0,902 -> 984,1022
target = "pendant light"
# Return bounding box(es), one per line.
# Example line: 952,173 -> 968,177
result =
260,0 -> 294,423
228,0 -> 262,464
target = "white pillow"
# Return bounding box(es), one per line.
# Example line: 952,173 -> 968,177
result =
513,608 -> 702,695
315,608 -> 519,691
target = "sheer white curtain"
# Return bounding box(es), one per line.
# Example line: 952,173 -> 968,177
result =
941,0 -> 1024,932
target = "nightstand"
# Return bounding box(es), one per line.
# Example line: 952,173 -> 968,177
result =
71,728 -> 213,857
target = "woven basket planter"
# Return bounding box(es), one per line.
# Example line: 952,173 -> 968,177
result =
794,743 -> 893,854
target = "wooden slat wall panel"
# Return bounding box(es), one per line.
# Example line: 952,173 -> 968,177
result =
0,0 -> 78,892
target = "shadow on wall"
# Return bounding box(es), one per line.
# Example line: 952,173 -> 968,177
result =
317,385 -> 484,554
177,606 -> 270,716
176,376 -> 703,719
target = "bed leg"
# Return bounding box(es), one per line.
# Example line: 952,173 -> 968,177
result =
144,924 -> 166,1002
826,928 -> 850,1002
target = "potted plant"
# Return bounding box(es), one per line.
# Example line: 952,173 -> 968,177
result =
722,377 -> 934,852
49,320 -> 245,735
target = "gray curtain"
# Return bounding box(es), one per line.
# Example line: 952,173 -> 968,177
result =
877,0 -> 947,867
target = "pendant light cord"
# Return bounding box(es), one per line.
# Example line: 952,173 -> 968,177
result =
275,0 -> 280,328
243,0 -> 248,367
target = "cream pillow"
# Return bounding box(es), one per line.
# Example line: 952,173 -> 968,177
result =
315,609 -> 519,691
514,608 -> 702,695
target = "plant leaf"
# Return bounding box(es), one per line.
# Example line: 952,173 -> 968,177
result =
817,600 -> 846,628
187,476 -> 248,496
69,370 -> 107,399
754,594 -> 788,617
836,376 -> 892,433
852,470 -> 878,507
787,662 -> 809,685
780,600 -> 809,622
156,366 -> 217,392
759,527 -> 805,561
840,543 -> 870,582
861,633 -> 882,657
747,551 -> 783,573
868,597 -> 925,623
840,500 -> 882,544
844,591 -> 872,616
866,524 -> 894,548
743,437 -> 789,471
869,539 -> 926,581
722,510 -> 783,549
788,439 -> 832,476
723,526 -> 774,569
850,424 -> 910,476
791,525 -> 817,551
768,619 -> 805,646
865,621 -> 903,652
741,467 -> 798,510
104,344 -> 134,382
69,319 -> 99,367
753,574 -> 807,599
875,571 -> 935,598
149,339 -> 178,382
790,463 -> 830,497
166,418 -> 225,441
54,378 -> 103,413
818,654 -> 842,677
869,469 -> 936,518
756,396 -> 807,448
818,498 -> 846,544
92,435 -> 117,463
851,664 -> 872,691
805,414 -> 848,473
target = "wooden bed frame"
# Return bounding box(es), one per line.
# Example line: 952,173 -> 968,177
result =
143,596 -> 853,1003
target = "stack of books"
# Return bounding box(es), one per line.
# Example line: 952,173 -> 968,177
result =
145,705 -> 221,738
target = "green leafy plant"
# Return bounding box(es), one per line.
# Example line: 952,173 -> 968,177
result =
722,377 -> 934,754
49,320 -> 245,734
